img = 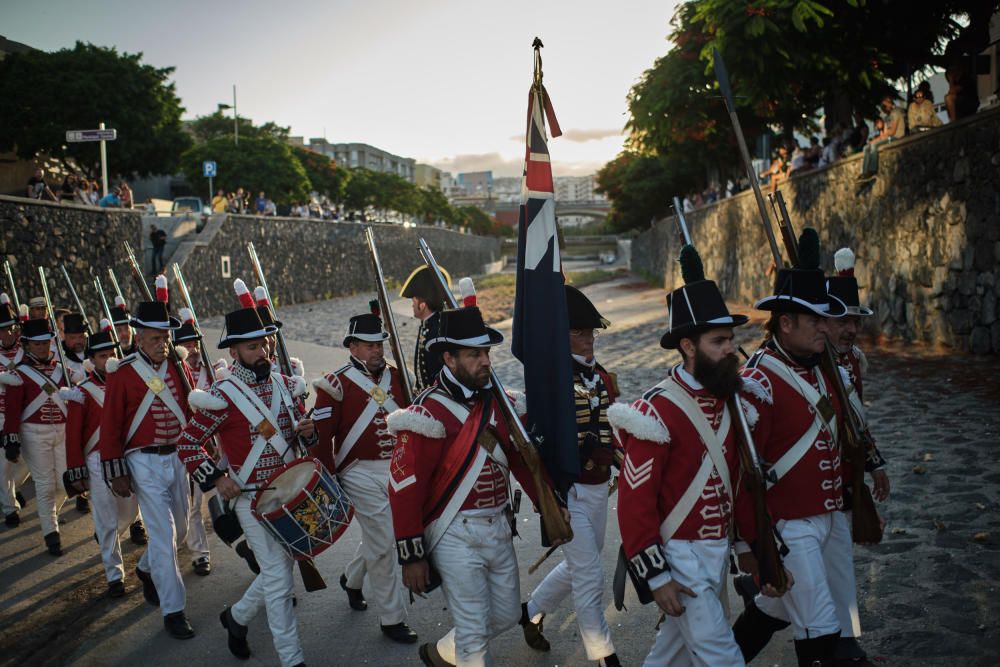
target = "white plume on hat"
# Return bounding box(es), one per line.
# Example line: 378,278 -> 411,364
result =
459,277 -> 476,307
834,248 -> 855,275
114,295 -> 126,307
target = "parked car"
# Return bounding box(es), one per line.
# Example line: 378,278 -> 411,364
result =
171,197 -> 207,215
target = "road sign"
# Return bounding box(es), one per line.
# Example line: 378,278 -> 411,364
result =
65,129 -> 117,143
203,161 -> 217,178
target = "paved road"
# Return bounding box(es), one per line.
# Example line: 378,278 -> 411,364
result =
2,276 -> 999,666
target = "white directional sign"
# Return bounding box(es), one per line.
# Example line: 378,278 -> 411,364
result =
203,161 -> 217,177
65,129 -> 118,143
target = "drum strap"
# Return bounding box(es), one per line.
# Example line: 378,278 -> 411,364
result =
217,375 -> 294,487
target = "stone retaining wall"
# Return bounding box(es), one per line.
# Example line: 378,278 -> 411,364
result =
631,106 -> 1000,353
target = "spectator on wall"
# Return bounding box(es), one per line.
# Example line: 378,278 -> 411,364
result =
74,178 -> 92,205
858,117 -> 894,181
59,174 -> 77,203
264,198 -> 277,216
945,61 -> 980,122
908,82 -> 943,132
255,191 -> 267,215
760,143 -> 790,192
211,188 -> 227,213
26,168 -> 58,201
881,95 -> 906,140
118,181 -> 134,209
99,186 -> 122,208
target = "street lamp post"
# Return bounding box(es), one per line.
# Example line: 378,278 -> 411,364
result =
217,84 -> 239,147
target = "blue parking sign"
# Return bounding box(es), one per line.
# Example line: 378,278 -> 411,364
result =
203,161 -> 217,177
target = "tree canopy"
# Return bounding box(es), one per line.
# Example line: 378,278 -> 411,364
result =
180,136 -> 311,206
0,42 -> 191,177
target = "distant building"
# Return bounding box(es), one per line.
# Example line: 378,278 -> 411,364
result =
304,140 -> 415,182
414,163 -> 443,190
553,175 -> 605,202
456,171 -> 493,195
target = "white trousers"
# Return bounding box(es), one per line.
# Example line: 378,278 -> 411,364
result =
86,450 -> 146,582
339,461 -> 407,625
1,455 -> 30,515
186,483 -> 211,562
755,512 -> 844,640
20,422 -> 67,536
232,495 -> 304,667
528,481 -> 615,660
434,510 -> 521,667
643,539 -> 744,667
128,450 -> 189,615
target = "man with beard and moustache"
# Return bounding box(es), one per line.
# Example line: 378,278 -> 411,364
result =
519,285 -> 622,666
0,295 -> 29,528
1,316 -> 71,555
731,229 -> 855,667
110,296 -> 137,356
176,286 -> 315,667
313,305 -> 416,644
62,319 -> 148,597
399,264 -> 452,391
388,282 -> 567,667
61,312 -> 91,514
100,278 -> 196,640
611,245 -> 784,666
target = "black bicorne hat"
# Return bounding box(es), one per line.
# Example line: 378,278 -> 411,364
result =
343,313 -> 389,347
661,245 -> 749,349
63,312 -> 88,334
218,307 -> 277,349
826,248 -> 873,316
566,285 -> 609,330
754,229 -> 846,318
20,318 -> 54,341
400,265 -> 452,305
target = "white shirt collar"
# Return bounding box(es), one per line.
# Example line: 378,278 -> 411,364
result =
571,353 -> 596,368
676,364 -> 703,390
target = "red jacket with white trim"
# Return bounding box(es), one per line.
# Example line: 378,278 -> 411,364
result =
2,355 -> 69,435
64,373 -> 106,471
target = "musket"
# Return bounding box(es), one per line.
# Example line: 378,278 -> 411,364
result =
673,196 -> 693,245
418,238 -> 573,544
93,274 -> 123,358
712,49 -> 784,267
38,267 -> 74,387
3,261 -> 21,312
365,227 -> 413,405
122,241 -> 193,397
61,265 -> 94,335
107,268 -> 126,305
246,242 -> 292,376
172,263 -> 216,370
768,200 -> 883,544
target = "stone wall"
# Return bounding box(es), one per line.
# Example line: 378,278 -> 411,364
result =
0,195 -> 145,317
631,106 -> 1000,353
174,216 -> 502,316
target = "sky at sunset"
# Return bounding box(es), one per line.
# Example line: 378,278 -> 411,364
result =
4,0 -> 682,176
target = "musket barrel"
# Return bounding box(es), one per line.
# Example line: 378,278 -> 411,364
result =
93,274 -> 123,358
38,267 -> 74,386
366,227 -> 413,404
61,264 -> 93,334
3,261 -> 21,312
246,242 -> 292,376
673,196 -> 692,245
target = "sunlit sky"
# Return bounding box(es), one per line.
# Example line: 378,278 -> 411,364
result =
3,0 -> 681,177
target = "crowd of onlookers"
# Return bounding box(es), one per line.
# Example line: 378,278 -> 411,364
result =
25,168 -> 135,209
209,187 -> 341,220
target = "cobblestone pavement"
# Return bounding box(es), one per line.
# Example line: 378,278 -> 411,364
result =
2,275 -> 998,666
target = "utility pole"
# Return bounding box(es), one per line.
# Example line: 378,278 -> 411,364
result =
233,85 -> 239,147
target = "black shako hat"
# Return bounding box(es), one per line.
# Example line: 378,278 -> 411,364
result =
566,285 -> 609,330
110,296 -> 130,326
400,265 -> 452,305
426,277 -> 503,355
826,248 -> 873,317
661,245 -> 749,349
218,307 -> 277,349
130,276 -> 181,330
343,312 -> 389,348
86,319 -> 120,355
63,312 -> 88,334
20,318 -> 55,341
172,308 -> 202,344
0,293 -> 16,328
754,228 -> 847,318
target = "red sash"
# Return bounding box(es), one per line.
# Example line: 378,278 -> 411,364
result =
423,398 -> 487,524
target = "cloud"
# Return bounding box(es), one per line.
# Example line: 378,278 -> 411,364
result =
423,152 -> 607,178
559,128 -> 623,143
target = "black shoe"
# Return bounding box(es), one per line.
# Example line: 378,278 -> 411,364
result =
600,654 -> 622,667
235,540 -> 260,575
418,643 -> 454,667
164,611 -> 195,639
44,531 -> 62,556
130,520 -> 148,545
219,607 -> 251,659
108,579 -> 126,598
519,602 -> 550,652
381,622 -> 418,644
76,494 -> 90,514
193,557 -> 212,576
15,490 -> 25,506
136,567 -> 159,607
340,573 -> 367,611
4,511 -> 19,527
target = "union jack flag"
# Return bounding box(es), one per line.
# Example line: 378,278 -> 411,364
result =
511,41 -> 579,500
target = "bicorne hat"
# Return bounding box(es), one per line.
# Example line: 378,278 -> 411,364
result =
566,285 -> 609,330
130,276 -> 181,330
218,279 -> 278,348
400,265 -> 452,306
426,278 -> 503,355
826,248 -> 873,317
754,229 -> 847,318
86,319 -> 120,355
660,245 -> 749,349
172,308 -> 202,344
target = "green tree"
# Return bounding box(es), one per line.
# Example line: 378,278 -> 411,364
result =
189,111 -> 290,143
595,152 -> 698,233
291,146 -> 349,203
417,186 -> 455,225
343,167 -> 378,212
179,137 -> 310,206
0,42 -> 191,177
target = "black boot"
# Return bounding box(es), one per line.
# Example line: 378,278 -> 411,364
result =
732,600 -> 791,662
600,654 -> 622,666
794,632 -> 841,667
381,622 -> 418,644
418,642 -> 455,667
44,531 -> 62,556
164,611 -> 195,640
4,511 -> 19,527
519,602 -> 550,652
220,607 -> 251,659
108,579 -> 126,598
193,556 -> 212,576
136,566 -> 159,606
130,519 -> 148,545
339,573 -> 367,611
76,494 -> 90,514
